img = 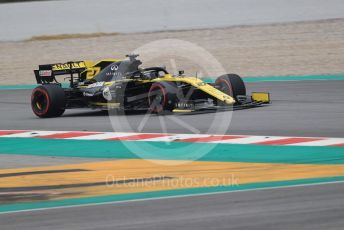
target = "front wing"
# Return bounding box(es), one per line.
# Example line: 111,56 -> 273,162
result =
172,92 -> 270,113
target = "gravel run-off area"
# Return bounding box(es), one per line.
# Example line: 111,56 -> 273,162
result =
1,19 -> 344,85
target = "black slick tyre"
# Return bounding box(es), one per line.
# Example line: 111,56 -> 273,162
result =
215,74 -> 246,103
31,85 -> 65,118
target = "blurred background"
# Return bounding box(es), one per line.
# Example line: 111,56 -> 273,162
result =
0,0 -> 343,85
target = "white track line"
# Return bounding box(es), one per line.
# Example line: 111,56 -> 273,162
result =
211,135 -> 286,144
1,130 -> 344,146
0,131 -> 66,138
140,134 -> 210,142
67,132 -> 139,140
287,138 -> 344,146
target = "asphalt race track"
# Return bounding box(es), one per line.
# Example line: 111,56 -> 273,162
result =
0,79 -> 344,230
0,80 -> 344,137
1,182 -> 343,230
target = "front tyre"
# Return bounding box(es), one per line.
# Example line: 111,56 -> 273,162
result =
31,85 -> 65,118
215,74 -> 246,103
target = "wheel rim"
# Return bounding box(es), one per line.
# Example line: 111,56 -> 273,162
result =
31,89 -> 49,115
148,85 -> 166,113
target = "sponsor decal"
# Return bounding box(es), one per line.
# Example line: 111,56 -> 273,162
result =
39,70 -> 52,77
105,72 -> 123,78
52,62 -> 86,71
102,87 -> 112,101
110,64 -> 119,71
87,82 -> 105,88
83,92 -> 94,97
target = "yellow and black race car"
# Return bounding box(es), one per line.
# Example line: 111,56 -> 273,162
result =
31,54 -> 270,118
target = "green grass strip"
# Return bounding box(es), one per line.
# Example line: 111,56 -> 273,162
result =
1,176 -> 343,213
0,138 -> 344,164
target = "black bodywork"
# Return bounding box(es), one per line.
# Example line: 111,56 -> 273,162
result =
33,55 -> 269,116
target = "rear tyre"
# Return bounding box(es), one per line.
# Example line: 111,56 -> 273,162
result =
31,85 -> 65,118
215,74 -> 246,103
148,82 -> 177,113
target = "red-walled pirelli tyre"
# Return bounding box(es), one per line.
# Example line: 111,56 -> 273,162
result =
148,82 -> 177,113
31,85 -> 65,118
215,74 -> 246,104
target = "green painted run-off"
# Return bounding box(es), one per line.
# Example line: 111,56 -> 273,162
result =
1,137 -> 344,213
1,138 -> 344,164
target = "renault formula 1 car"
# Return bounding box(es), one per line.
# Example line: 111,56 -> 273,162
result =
31,54 -> 270,118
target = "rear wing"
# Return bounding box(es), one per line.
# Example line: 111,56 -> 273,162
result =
34,61 -> 93,85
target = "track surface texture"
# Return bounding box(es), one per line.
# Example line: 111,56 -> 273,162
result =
0,182 -> 343,230
1,80 -> 344,229
1,80 -> 343,137
0,154 -> 110,169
